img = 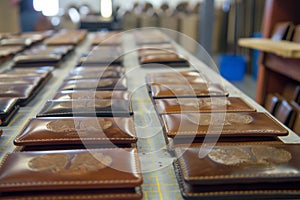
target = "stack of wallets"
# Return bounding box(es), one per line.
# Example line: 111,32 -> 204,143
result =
138,43 -> 189,68
13,45 -> 74,67
0,31 -> 53,46
145,70 -> 289,147
0,98 -> 19,126
0,148 -> 143,199
43,29 -> 87,45
92,31 -> 122,46
0,67 -> 52,106
79,46 -> 123,65
173,144 -> 300,199
0,46 -> 24,63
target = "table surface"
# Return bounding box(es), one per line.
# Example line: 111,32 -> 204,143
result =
0,31 -> 300,200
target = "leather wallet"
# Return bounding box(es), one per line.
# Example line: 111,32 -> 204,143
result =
161,112 -> 288,142
0,84 -> 36,105
0,76 -> 41,86
0,98 -> 19,126
44,29 -> 87,45
53,90 -> 131,100
65,70 -> 122,80
150,83 -> 228,99
92,31 -> 122,45
146,75 -> 208,87
0,148 -> 142,198
2,68 -> 52,80
154,97 -> 255,114
14,116 -> 137,148
72,65 -> 124,74
174,144 -> 300,199
80,46 -> 123,65
59,78 -> 127,91
140,53 -> 190,68
37,99 -> 133,117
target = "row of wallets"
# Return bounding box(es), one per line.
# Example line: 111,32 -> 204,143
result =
0,29 -> 87,67
0,67 -> 53,126
134,30 -> 189,68
144,68 -> 297,199
0,40 -> 143,198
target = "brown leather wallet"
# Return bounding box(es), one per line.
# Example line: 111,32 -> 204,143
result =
0,76 -> 41,86
154,97 -> 255,114
65,71 -> 122,80
0,98 -> 19,126
72,65 -> 124,74
174,144 -> 300,199
150,83 -> 228,98
161,112 -> 288,140
140,53 -> 189,68
14,116 -> 137,147
37,99 -> 133,117
0,84 -> 35,100
44,29 -> 87,45
59,78 -> 127,91
0,148 -> 142,195
53,90 -> 131,100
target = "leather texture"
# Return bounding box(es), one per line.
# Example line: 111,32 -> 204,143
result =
154,97 -> 255,114
14,116 -> 137,146
173,144 -> 300,199
53,91 -> 131,100
161,112 -> 288,139
0,148 -> 142,192
150,83 -> 228,98
37,99 -> 133,117
59,78 -> 127,91
44,29 -> 87,45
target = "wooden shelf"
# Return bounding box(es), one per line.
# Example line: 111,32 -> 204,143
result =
251,0 -> 300,104
238,38 -> 300,58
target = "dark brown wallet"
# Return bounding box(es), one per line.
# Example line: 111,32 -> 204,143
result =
59,78 -> 127,91
14,116 -> 137,148
0,148 -> 142,199
0,84 -> 35,103
154,97 -> 255,114
0,98 -> 19,126
53,90 -> 131,100
140,53 -> 190,68
161,112 -> 288,142
174,144 -> 300,199
37,99 -> 133,117
150,83 -> 228,99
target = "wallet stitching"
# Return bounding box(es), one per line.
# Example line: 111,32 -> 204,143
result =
0,148 -> 143,187
176,148 -> 299,180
